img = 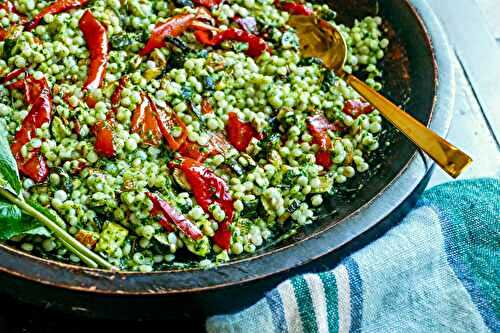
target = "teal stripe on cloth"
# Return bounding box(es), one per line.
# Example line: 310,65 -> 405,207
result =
319,271 -> 339,333
206,179 -> 500,333
291,276 -> 319,332
344,258 -> 362,332
419,178 -> 500,331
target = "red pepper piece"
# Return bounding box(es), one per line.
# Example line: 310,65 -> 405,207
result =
146,192 -> 204,240
0,29 -> 8,42
193,0 -> 223,8
234,16 -> 257,34
111,76 -> 128,107
85,95 -> 98,109
194,28 -> 269,58
79,10 -> 109,92
173,158 -> 234,249
342,100 -> 374,119
158,217 -> 176,233
130,94 -> 162,146
178,140 -> 218,162
274,0 -> 313,16
155,104 -> 188,151
10,75 -> 52,183
92,119 -> 115,158
25,0 -> 90,31
193,30 -> 219,46
19,153 -> 49,183
201,99 -> 213,114
1,67 -> 27,84
226,112 -> 260,152
139,14 -> 196,56
307,115 -> 337,169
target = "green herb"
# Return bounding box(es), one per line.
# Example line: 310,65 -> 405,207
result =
0,131 -> 112,269
173,0 -> 194,8
167,51 -> 186,70
287,199 -> 300,214
53,167 -> 73,193
259,133 -> 281,154
297,57 -> 323,67
190,103 -> 206,125
181,85 -> 193,101
110,32 -> 148,50
2,39 -> 16,61
321,70 -> 336,92
201,75 -> 215,91
281,30 -> 299,49
166,36 -> 190,52
0,124 -> 21,194
321,8 -> 337,21
0,201 -> 50,240
240,200 -> 259,219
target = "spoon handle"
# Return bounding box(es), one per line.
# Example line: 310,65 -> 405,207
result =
346,74 -> 472,178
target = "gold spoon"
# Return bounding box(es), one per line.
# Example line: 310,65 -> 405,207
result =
289,15 -> 472,178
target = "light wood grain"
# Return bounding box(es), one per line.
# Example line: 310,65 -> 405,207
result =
428,58 -> 500,187
476,0 -> 500,39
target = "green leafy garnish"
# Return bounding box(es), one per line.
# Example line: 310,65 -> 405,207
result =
0,130 -> 112,269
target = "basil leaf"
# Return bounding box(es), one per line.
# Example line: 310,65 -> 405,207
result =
0,199 -> 48,240
0,127 -> 21,195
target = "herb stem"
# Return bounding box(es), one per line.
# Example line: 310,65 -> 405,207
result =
0,188 -> 113,269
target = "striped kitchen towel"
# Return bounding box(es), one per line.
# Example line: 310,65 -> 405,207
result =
206,178 -> 499,332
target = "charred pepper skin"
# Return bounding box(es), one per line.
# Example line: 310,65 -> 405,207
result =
79,10 -> 109,92
24,0 -> 91,31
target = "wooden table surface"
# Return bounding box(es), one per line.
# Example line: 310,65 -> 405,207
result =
427,0 -> 500,186
1,1 -> 499,332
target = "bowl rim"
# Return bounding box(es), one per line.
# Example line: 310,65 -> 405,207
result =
0,0 -> 455,295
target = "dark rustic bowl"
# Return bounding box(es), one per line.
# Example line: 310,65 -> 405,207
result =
0,0 -> 455,320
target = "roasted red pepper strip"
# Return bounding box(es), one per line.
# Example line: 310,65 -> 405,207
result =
79,10 -> 109,92
172,158 -> 234,249
10,75 -> 52,183
111,76 -> 129,107
146,192 -> 204,240
178,142 -> 207,162
1,67 -> 27,84
155,104 -> 188,151
226,112 -> 261,152
139,14 -> 196,56
131,94 -> 162,146
19,153 -> 49,183
274,0 -> 313,16
25,0 -> 90,31
307,115 -> 336,169
178,139 -> 220,162
194,28 -> 269,58
193,0 -> 223,8
5,79 -> 25,90
92,119 -> 115,158
158,217 -> 176,232
0,29 -> 8,42
342,100 -> 374,119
